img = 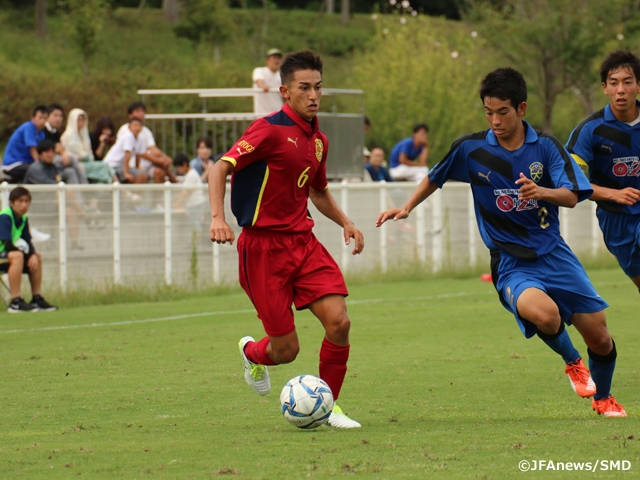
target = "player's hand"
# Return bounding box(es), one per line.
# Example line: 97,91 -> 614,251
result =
516,173 -> 542,200
27,253 -> 39,273
375,208 -> 408,227
611,187 -> 640,205
210,218 -> 235,245
343,223 -> 364,255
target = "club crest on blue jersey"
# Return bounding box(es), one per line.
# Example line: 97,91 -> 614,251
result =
529,162 -> 543,183
315,138 -> 323,162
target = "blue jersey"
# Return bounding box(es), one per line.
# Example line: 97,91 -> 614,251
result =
2,121 -> 44,167
389,137 -> 424,168
429,122 -> 592,260
566,101 -> 640,215
365,163 -> 393,182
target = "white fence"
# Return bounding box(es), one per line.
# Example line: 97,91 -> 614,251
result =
8,181 -> 607,292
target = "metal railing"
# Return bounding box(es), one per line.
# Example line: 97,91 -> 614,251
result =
3,182 -> 607,293
137,88 -> 366,180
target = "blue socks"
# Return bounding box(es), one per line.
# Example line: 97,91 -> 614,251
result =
588,340 -> 617,401
536,322 -> 580,364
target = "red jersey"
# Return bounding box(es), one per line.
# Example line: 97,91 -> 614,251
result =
221,103 -> 329,233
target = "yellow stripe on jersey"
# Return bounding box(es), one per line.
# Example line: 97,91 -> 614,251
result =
570,153 -> 589,178
221,156 -> 237,167
251,166 -> 270,226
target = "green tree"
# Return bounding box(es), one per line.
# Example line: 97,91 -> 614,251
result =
174,0 -> 232,65
35,0 -> 47,37
466,0 -> 640,133
66,0 -> 108,79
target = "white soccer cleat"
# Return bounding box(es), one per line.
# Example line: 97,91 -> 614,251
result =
238,336 -> 271,396
328,404 -> 361,428
30,227 -> 51,243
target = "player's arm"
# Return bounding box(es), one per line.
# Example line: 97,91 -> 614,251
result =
515,173 -> 578,207
208,159 -> 236,245
376,175 -> 438,226
309,187 -> 364,255
588,183 -> 640,205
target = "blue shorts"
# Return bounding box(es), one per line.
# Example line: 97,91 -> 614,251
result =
597,208 -> 640,278
490,239 -> 608,338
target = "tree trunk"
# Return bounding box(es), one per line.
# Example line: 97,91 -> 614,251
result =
137,0 -> 147,17
35,0 -> 47,38
341,0 -> 349,24
163,0 -> 180,24
326,0 -> 334,14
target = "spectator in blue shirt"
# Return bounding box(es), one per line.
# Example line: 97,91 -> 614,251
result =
190,136 -> 215,183
365,147 -> 394,182
2,106 -> 49,183
388,123 -> 429,182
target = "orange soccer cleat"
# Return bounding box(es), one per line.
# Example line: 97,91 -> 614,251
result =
564,358 -> 597,398
592,396 -> 627,417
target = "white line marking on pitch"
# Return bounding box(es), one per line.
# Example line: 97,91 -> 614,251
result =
0,291 -> 489,335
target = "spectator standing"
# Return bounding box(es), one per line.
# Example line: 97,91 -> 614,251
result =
2,106 -> 48,182
173,154 -> 207,237
365,147 -> 393,182
89,116 -> 116,160
252,48 -> 284,115
190,137 -> 215,182
116,102 -> 177,183
0,186 -> 57,313
388,123 -> 430,182
61,108 -> 114,184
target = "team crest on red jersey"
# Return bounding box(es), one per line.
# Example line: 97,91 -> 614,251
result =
529,162 -> 543,183
315,138 -> 323,162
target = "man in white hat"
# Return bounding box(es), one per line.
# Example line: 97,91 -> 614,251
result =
252,48 -> 285,114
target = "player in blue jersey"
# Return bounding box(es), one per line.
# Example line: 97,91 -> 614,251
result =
566,51 -> 640,295
377,68 -> 626,417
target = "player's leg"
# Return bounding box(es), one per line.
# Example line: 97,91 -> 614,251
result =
294,234 -> 359,428
236,232 -> 298,395
571,311 -> 626,417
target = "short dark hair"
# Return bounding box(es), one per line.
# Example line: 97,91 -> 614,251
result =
413,123 -> 429,134
280,50 -> 323,86
9,186 -> 31,204
36,139 -> 56,154
173,153 -> 190,167
47,103 -> 64,115
127,101 -> 147,115
196,136 -> 213,149
129,117 -> 144,126
92,116 -> 115,135
479,68 -> 527,110
599,50 -> 640,84
32,105 -> 48,117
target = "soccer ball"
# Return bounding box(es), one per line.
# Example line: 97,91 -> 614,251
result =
279,375 -> 334,429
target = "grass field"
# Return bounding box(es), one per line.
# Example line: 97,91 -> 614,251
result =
1,268 -> 639,479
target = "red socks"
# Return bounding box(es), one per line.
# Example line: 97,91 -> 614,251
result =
244,337 -> 276,366
319,338 -> 350,401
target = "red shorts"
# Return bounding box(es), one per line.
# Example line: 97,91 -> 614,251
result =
237,229 -> 348,337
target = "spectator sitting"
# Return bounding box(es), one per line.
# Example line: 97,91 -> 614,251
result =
24,140 -> 85,250
173,153 -> 207,237
89,116 -> 116,161
0,186 -> 58,313
116,102 -> 177,183
365,147 -> 394,182
388,123 -> 430,182
44,104 -> 89,186
253,48 -> 285,114
61,108 -> 114,184
105,118 -> 145,183
190,136 -> 215,183
2,106 -> 48,183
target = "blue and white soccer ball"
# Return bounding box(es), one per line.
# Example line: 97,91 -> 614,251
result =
279,375 -> 334,429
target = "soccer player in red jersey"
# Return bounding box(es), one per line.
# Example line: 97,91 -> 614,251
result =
208,50 -> 365,428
